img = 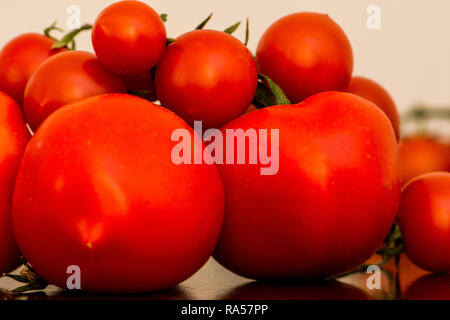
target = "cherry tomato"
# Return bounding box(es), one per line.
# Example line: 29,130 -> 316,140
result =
346,76 -> 400,140
155,30 -> 257,129
214,91 -> 400,279
0,92 -> 30,274
399,136 -> 450,184
397,172 -> 450,273
256,12 -> 353,103
123,71 -> 158,102
13,94 -> 224,292
23,51 -> 126,131
92,0 -> 166,75
0,33 -> 64,105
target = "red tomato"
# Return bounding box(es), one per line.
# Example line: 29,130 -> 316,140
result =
399,136 -> 450,184
155,30 -> 257,129
404,274 -> 450,300
346,76 -> 400,140
214,91 -> 400,279
12,94 -> 224,292
0,92 -> 30,274
23,51 -> 126,131
123,71 -> 158,102
397,172 -> 450,273
0,33 -> 65,105
256,13 -> 353,103
92,0 -> 166,75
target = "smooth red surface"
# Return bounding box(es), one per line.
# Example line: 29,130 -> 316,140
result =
256,12 -> 353,103
155,30 -> 257,129
399,137 -> 450,184
23,51 -> 126,131
346,76 -> 400,140
397,172 -> 450,273
92,0 -> 166,75
0,92 -> 30,273
0,33 -> 65,104
214,91 -> 400,279
13,94 -> 224,292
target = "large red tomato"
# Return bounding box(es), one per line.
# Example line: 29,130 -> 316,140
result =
0,92 -> 30,274
399,137 -> 450,184
92,0 -> 166,75
12,94 -> 224,292
155,30 -> 257,129
214,91 -> 400,279
346,76 -> 400,140
397,172 -> 450,273
0,33 -> 65,104
256,13 -> 353,103
23,51 -> 126,131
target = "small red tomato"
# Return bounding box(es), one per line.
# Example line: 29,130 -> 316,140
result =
23,51 -> 126,131
13,94 -> 224,292
155,30 -> 257,129
92,0 -> 167,75
0,92 -> 30,274
256,12 -> 353,103
399,136 -> 450,184
214,92 -> 400,279
0,33 -> 65,104
346,76 -> 400,140
397,172 -> 450,273
123,71 -> 158,102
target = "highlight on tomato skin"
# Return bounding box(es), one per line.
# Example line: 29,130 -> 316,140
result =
214,91 -> 401,280
397,172 -> 450,274
398,136 -> 450,185
256,12 -> 354,104
92,0 -> 167,76
0,92 -> 31,275
345,76 -> 400,140
12,94 -> 224,293
0,33 -> 65,105
155,29 -> 258,130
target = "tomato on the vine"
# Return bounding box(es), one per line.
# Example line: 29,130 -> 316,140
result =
13,94 -> 224,292
0,92 -> 30,274
345,76 -> 400,140
256,12 -> 353,103
0,33 -> 65,105
155,29 -> 257,129
397,172 -> 450,273
23,51 -> 126,131
214,91 -> 400,279
92,0 -> 167,75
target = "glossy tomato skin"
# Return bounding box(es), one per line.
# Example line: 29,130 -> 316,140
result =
397,172 -> 450,273
0,92 -> 30,273
92,0 -> 166,75
214,92 -> 400,279
256,13 -> 353,103
155,30 -> 258,129
399,137 -> 450,184
0,33 -> 65,105
13,94 -> 224,292
346,76 -> 400,140
23,51 -> 126,131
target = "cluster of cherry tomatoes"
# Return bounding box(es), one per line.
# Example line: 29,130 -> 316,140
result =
0,0 -> 448,294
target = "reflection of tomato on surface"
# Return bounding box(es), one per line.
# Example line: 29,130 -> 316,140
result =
398,137 -> 450,184
0,92 -> 30,274
256,12 -> 353,103
397,254 -> 430,297
345,76 -> 400,140
0,33 -> 65,104
13,94 -> 224,292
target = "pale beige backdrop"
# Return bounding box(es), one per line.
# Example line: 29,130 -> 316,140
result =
1,0 -> 449,120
